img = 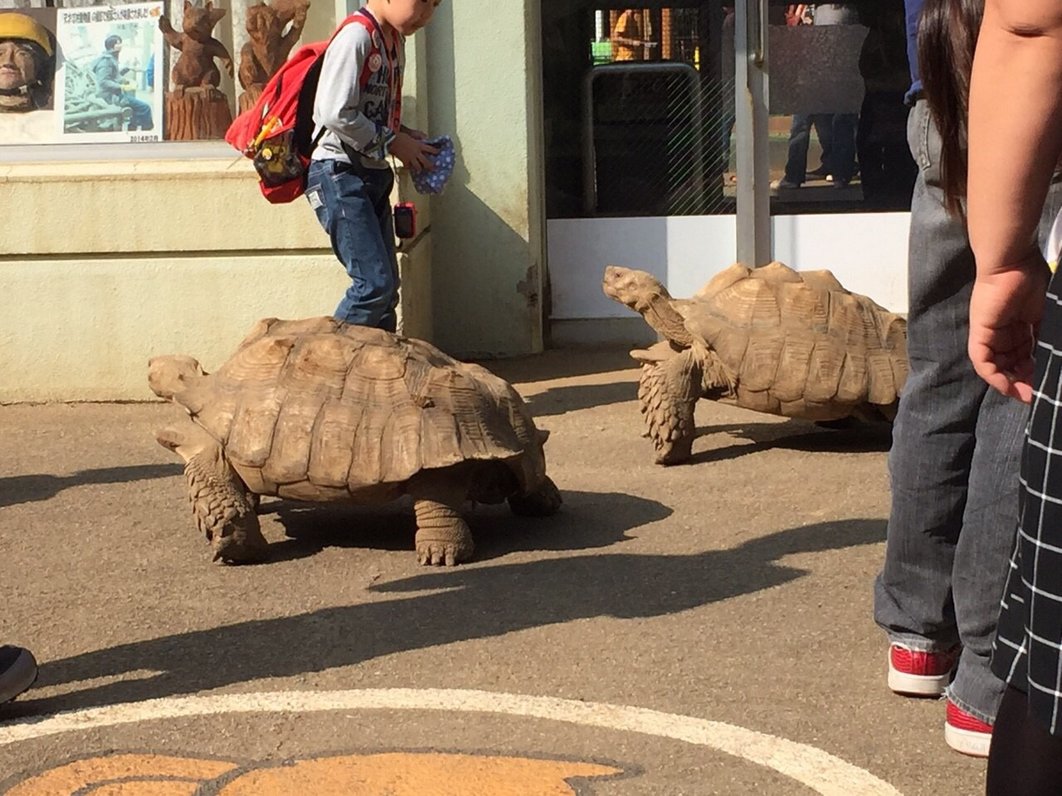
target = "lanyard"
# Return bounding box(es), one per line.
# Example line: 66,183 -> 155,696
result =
358,8 -> 402,131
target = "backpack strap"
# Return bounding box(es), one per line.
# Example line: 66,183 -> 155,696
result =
345,8 -> 401,129
342,11 -> 382,91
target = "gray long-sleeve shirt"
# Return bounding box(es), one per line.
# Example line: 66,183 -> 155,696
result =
310,12 -> 404,166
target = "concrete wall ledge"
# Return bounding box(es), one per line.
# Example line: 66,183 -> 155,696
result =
0,157 -> 256,183
0,157 -> 325,256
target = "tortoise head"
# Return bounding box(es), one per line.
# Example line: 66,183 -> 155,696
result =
148,355 -> 206,401
602,265 -> 672,311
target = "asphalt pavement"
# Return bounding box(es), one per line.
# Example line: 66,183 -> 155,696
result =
0,348 -> 987,795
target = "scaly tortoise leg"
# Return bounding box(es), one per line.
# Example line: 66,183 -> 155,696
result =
408,470 -> 474,567
637,348 -> 703,465
156,419 -> 268,564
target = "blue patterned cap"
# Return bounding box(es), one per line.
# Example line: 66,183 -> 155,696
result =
411,135 -> 455,195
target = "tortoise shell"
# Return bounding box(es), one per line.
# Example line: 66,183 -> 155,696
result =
678,262 -> 908,418
169,317 -> 546,502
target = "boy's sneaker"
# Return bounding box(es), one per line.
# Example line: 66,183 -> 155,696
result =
944,699 -> 992,758
887,643 -> 959,696
0,645 -> 37,704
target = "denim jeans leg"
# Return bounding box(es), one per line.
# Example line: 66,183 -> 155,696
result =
372,179 -> 400,333
830,113 -> 858,183
120,95 -> 154,131
873,100 -> 983,654
783,114 -> 812,183
873,100 -> 1032,723
948,389 -> 1025,722
305,160 -> 398,331
811,113 -> 833,173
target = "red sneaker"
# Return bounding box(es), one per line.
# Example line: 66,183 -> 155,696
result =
945,699 -> 992,758
887,643 -> 959,696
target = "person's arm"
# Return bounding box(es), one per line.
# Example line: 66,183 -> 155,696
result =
967,0 -> 1062,400
785,4 -> 808,26
92,57 -> 122,94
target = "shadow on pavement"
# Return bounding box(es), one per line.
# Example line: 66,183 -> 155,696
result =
0,464 -> 184,509
474,347 -> 636,386
680,421 -> 892,466
18,518 -> 885,715
265,489 -> 667,563
523,381 -> 638,417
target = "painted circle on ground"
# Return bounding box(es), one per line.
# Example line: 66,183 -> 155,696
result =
0,688 -> 901,795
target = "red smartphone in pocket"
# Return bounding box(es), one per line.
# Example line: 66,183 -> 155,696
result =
394,202 -> 417,239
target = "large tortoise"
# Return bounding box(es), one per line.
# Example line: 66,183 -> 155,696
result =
148,317 -> 561,565
602,261 -> 908,465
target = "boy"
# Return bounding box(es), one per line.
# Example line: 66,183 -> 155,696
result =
305,0 -> 439,332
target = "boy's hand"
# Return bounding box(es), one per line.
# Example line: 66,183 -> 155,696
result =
388,131 -> 439,172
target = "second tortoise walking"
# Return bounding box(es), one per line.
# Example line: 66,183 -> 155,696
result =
603,262 -> 908,464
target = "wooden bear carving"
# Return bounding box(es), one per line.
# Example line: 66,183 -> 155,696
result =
159,0 -> 235,139
237,0 -> 310,112
159,0 -> 234,88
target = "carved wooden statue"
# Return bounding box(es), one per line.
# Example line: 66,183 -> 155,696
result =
159,0 -> 235,139
237,0 -> 310,113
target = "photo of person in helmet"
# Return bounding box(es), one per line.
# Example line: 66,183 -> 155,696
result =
0,11 -> 56,114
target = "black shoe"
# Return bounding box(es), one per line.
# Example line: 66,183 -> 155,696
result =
773,178 -> 802,189
807,166 -> 830,179
0,645 -> 37,703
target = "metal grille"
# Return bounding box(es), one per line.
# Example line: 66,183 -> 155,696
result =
543,4 -> 737,218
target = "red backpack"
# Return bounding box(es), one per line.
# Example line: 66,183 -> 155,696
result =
225,11 -> 380,204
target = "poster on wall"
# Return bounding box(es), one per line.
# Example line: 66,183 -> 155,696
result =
54,1 -> 164,142
0,8 -> 62,145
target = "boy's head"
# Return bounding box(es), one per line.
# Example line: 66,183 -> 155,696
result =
372,0 -> 440,36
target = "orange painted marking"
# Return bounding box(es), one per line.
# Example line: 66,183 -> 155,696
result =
218,753 -> 622,794
6,754 -> 237,796
8,752 -> 621,795
81,784 -> 200,796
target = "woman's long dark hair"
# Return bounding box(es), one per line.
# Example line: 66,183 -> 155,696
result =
917,0 -> 984,218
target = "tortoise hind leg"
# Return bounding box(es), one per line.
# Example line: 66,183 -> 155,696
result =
637,348 -> 702,465
157,420 -> 268,564
408,470 -> 474,567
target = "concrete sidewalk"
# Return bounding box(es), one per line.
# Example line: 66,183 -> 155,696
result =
0,348 -> 985,794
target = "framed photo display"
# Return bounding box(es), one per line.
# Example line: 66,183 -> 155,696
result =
54,1 -> 164,142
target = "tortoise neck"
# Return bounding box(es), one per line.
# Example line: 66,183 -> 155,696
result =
644,293 -> 693,347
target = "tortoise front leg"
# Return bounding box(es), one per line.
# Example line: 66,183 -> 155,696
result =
408,470 -> 474,567
157,420 -> 267,564
637,348 -> 703,465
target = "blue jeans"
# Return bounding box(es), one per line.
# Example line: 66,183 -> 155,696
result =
873,100 -> 1061,723
118,93 -> 153,131
305,158 -> 399,331
784,113 -> 857,185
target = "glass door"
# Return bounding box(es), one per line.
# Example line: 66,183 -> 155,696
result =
541,1 -> 915,337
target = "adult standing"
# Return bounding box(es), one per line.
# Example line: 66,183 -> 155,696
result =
611,9 -> 654,62
873,0 -> 1061,758
965,0 -> 1062,790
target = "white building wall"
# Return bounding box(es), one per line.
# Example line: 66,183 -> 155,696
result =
547,213 -> 911,323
